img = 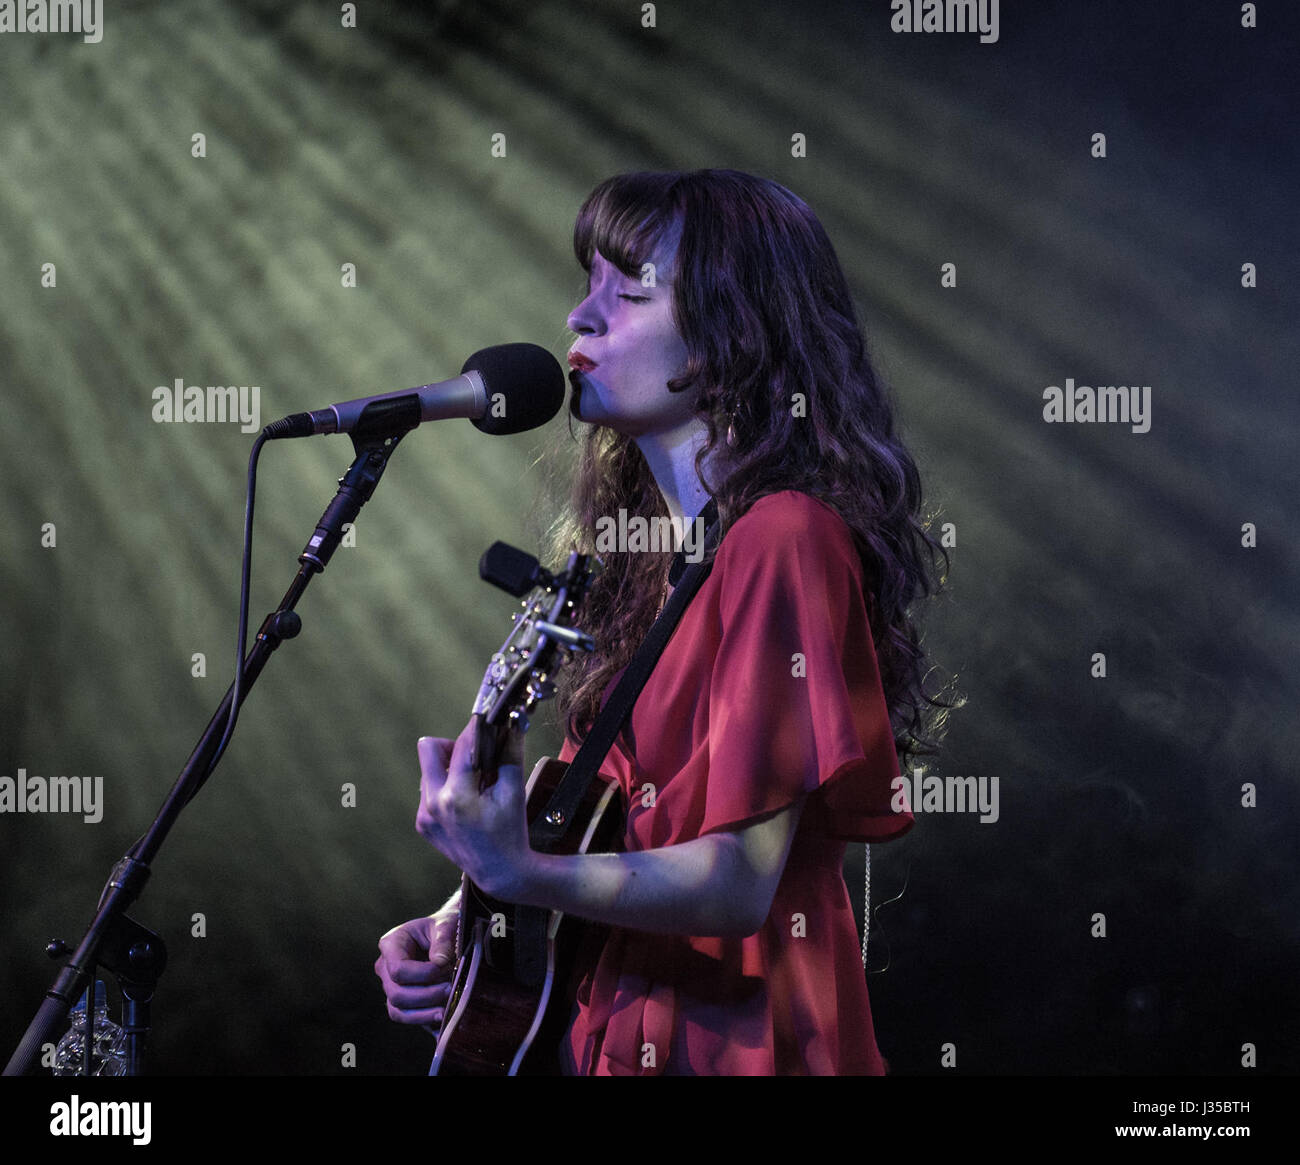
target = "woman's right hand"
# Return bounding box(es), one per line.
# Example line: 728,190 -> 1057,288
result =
374,911 -> 459,1034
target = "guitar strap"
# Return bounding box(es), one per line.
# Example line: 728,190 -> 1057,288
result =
529,497 -> 721,853
512,501 -> 719,989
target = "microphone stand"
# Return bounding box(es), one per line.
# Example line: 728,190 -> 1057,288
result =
4,397 -> 420,1076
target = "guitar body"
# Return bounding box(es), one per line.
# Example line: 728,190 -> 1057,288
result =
430,756 -> 624,1076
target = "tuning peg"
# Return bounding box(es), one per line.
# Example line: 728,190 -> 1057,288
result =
528,674 -> 556,697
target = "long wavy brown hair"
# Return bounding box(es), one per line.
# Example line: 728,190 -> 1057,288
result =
545,169 -> 953,764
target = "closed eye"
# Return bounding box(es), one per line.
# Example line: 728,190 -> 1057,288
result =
619,294 -> 650,303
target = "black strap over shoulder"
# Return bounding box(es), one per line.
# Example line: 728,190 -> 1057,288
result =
529,500 -> 719,852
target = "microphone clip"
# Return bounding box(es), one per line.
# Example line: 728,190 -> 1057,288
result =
297,401 -> 418,572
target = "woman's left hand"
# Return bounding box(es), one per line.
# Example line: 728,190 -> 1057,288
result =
415,720 -> 533,901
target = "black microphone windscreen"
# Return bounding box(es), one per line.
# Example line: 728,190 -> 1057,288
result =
463,343 -> 565,436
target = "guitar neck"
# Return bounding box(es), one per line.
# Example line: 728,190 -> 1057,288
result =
471,712 -> 509,792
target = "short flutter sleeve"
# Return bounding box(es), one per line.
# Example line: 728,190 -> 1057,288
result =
701,492 -> 909,843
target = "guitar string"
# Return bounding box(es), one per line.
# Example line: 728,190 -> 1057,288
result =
865,860 -> 910,975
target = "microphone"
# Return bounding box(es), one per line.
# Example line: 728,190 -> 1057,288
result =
263,343 -> 565,439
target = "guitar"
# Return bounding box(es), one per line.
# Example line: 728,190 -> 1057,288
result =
430,544 -> 622,1076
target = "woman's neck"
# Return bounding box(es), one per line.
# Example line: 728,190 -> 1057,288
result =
634,419 -> 714,523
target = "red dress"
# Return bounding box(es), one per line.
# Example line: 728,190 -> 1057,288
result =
558,491 -> 913,1075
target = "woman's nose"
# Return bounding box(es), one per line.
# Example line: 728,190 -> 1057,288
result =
567,293 -> 603,336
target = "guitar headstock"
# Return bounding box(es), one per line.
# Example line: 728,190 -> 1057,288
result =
470,545 -> 598,778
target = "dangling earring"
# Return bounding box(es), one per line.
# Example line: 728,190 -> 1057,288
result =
725,411 -> 738,447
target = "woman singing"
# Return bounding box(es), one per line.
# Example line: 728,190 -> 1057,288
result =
374,168 -> 949,1075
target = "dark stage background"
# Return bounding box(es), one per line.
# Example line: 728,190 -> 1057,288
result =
1,0 -> 1296,1081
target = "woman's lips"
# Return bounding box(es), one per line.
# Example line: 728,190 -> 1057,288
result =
567,351 -> 598,373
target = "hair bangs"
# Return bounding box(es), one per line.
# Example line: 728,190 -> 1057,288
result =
572,173 -> 681,279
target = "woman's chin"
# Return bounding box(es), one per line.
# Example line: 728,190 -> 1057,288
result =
570,385 -> 612,428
